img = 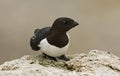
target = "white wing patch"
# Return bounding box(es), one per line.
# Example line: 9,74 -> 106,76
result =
38,34 -> 70,57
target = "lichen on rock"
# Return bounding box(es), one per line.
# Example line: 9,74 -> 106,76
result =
0,50 -> 120,76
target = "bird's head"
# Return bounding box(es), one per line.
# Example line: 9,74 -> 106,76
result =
51,17 -> 79,33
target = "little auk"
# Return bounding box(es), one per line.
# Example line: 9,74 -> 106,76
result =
30,17 -> 79,61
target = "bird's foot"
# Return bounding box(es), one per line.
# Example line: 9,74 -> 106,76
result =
42,53 -> 57,61
58,55 -> 70,61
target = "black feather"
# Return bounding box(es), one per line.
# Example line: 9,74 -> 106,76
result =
30,27 -> 51,51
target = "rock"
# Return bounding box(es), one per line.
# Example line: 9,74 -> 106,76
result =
0,50 -> 120,76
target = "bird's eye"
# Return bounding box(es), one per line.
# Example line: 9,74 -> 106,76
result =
63,20 -> 67,24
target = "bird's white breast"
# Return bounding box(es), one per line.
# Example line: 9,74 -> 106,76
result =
38,34 -> 69,57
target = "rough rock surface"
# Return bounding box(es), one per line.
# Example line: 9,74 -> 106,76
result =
0,50 -> 120,76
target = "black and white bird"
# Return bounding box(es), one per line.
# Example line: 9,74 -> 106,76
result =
30,17 -> 79,61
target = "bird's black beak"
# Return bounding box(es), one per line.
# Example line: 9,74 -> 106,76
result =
74,21 -> 79,26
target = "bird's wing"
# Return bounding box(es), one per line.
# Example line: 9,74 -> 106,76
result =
30,27 -> 51,51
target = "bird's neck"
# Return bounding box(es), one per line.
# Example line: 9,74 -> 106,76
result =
46,31 -> 69,48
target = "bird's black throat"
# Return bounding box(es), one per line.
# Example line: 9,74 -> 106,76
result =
47,31 -> 69,48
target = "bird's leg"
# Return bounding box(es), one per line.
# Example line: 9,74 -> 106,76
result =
42,53 -> 57,61
58,55 -> 70,61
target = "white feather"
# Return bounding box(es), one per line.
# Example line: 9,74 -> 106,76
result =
38,34 -> 70,57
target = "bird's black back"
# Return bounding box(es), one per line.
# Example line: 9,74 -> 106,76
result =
30,27 -> 51,51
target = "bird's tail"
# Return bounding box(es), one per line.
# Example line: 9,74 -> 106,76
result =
30,36 -> 40,51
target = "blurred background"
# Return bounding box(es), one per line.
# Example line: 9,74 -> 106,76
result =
0,0 -> 120,64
